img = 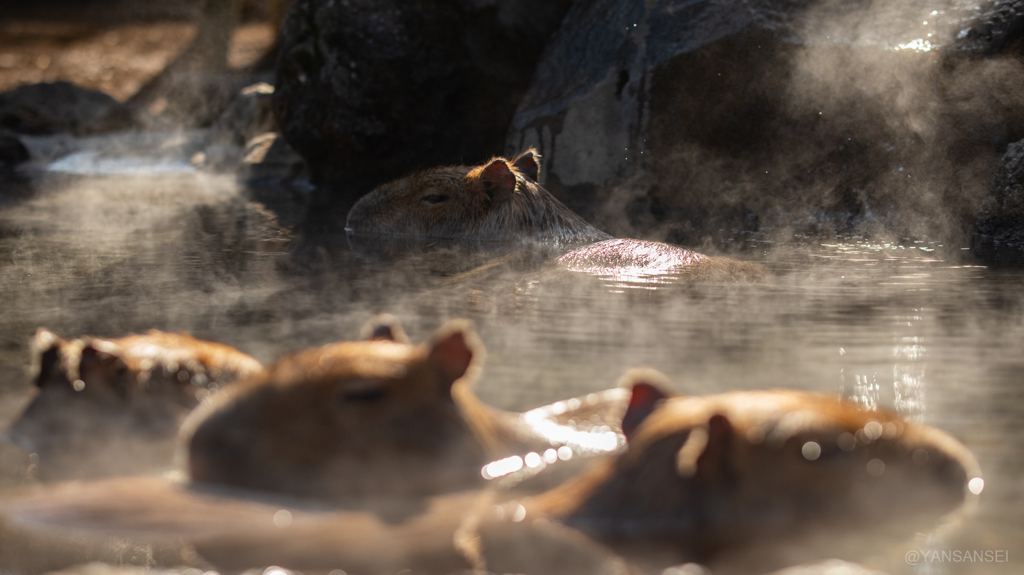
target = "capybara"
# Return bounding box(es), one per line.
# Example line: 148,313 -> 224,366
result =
345,150 -> 765,281
345,149 -> 611,245
520,368 -> 981,568
0,477 -> 629,575
4,328 -> 263,481
0,366 -> 981,575
183,316 -> 625,499
0,316 -> 631,575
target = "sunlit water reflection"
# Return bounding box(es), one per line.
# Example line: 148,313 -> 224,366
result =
0,171 -> 1021,573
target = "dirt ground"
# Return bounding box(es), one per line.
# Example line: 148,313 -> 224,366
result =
0,0 -> 276,102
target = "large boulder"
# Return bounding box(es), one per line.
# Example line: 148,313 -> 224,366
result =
0,82 -> 134,136
953,0 -> 1024,56
972,139 -> 1024,263
273,0 -> 573,207
506,0 -> 1024,245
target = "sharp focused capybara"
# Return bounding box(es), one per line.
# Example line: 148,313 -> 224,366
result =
183,316 -> 624,499
521,369 -> 981,566
346,150 -> 611,246
345,150 -> 765,281
4,328 -> 264,481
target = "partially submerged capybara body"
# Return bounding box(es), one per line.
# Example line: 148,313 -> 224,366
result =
184,317 -> 622,499
5,328 -> 263,480
526,369 -> 980,564
555,238 -> 767,283
0,316 -> 631,574
0,365 -> 981,574
0,478 -> 630,575
184,319 -> 494,498
346,150 -> 610,246
346,150 -> 765,281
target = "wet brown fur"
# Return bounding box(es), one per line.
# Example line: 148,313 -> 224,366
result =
347,150 -> 765,281
182,319 -> 553,500
7,329 -> 264,480
0,365 -> 980,574
346,150 -> 612,246
525,370 -> 979,562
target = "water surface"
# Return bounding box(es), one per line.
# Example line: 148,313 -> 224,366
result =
0,168 -> 1020,574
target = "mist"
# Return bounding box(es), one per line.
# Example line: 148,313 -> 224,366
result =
0,0 -> 1023,573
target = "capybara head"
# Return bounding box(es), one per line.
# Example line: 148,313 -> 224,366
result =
345,149 -> 610,245
554,369 -> 980,548
4,329 -> 263,481
183,319 -> 493,500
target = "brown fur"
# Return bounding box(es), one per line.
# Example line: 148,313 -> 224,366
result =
524,369 -> 980,564
6,328 -> 264,481
346,150 -> 765,281
555,238 -> 766,283
182,318 -> 576,499
0,318 -> 631,574
346,150 -> 612,246
0,367 -> 979,574
0,478 -> 629,575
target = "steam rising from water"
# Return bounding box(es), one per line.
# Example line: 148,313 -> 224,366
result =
0,1 -> 1022,568
784,0 -> 1024,241
631,0 -> 1024,249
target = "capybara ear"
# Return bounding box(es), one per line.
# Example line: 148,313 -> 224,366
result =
78,340 -> 130,399
427,319 -> 480,389
693,414 -> 736,483
32,328 -> 65,387
676,414 -> 735,479
480,159 -> 517,204
512,148 -> 541,181
360,313 -> 410,344
617,367 -> 674,442
621,381 -> 670,443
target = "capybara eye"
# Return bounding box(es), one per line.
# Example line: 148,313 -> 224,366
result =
340,387 -> 388,403
421,194 -> 450,204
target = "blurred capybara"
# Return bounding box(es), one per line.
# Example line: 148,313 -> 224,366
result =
0,362 -> 980,574
346,150 -> 765,281
521,369 -> 981,566
184,316 -> 619,499
4,328 -> 263,481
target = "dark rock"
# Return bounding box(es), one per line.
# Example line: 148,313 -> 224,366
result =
0,130 -> 30,170
972,139 -> 1024,264
0,82 -> 134,136
952,0 -> 1024,56
134,72 -> 255,130
191,83 -> 282,171
240,132 -> 306,180
506,0 -> 1024,244
209,83 -> 278,147
506,0 -> 812,237
273,0 -> 573,207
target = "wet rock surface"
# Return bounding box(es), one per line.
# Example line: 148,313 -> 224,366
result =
504,0 -> 1024,247
953,0 -> 1024,56
972,138 -> 1024,263
209,82 -> 278,147
273,0 -> 573,207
